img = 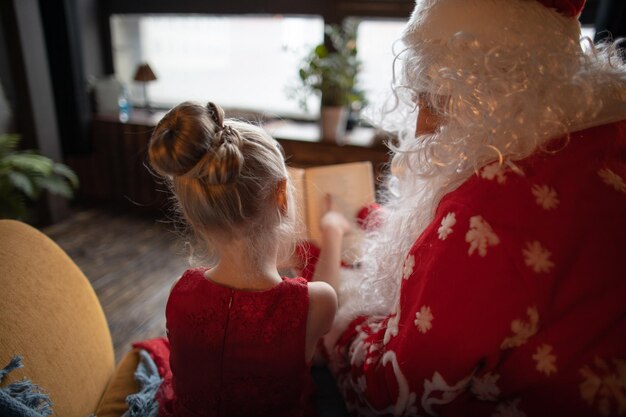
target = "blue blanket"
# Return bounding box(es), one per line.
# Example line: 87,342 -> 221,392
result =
122,349 -> 162,417
0,350 -> 162,417
0,356 -> 52,417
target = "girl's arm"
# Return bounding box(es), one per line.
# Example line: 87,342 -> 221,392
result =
312,194 -> 351,293
306,195 -> 349,361
306,281 -> 337,362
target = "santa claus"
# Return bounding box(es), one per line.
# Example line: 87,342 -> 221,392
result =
312,0 -> 626,415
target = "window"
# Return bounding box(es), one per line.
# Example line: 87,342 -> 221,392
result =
580,25 -> 596,41
580,25 -> 596,52
356,19 -> 406,113
111,14 -> 324,118
111,14 -> 596,120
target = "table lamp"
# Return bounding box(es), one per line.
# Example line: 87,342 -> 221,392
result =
133,63 -> 157,112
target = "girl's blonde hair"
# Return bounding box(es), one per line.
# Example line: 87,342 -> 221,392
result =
149,101 -> 295,265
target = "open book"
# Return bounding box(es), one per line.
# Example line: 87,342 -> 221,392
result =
288,162 -> 376,264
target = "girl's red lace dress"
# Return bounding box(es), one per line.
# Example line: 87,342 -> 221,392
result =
156,268 -> 314,417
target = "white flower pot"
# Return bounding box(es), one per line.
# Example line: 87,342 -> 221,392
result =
320,106 -> 349,143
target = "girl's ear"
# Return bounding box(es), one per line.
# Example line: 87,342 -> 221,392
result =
275,178 -> 288,216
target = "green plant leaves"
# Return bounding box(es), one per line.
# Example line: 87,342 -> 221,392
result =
8,171 -> 36,198
52,163 -> 79,188
314,44 -> 329,58
293,23 -> 367,110
0,134 -> 19,155
0,134 -> 79,220
36,176 -> 74,199
3,153 -> 54,176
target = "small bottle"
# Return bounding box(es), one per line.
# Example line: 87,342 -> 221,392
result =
118,86 -> 130,123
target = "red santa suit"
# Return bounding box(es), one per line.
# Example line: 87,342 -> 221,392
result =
330,120 -> 626,416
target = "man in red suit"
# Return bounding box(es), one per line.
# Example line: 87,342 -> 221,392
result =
313,0 -> 626,415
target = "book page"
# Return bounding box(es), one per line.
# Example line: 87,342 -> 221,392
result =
287,167 -> 308,241
304,162 -> 375,264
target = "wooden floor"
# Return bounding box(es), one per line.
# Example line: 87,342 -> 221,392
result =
43,208 -> 188,362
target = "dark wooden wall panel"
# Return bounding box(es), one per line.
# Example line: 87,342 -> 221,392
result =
71,114 -> 390,211
68,116 -> 166,211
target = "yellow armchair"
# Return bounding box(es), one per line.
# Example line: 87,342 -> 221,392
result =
0,220 -> 139,416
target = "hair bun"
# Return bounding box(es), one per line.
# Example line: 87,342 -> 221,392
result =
148,101 -> 247,185
200,134 -> 244,185
149,122 -> 200,177
212,124 -> 243,149
207,102 -> 225,128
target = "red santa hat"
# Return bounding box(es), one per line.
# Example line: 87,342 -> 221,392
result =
536,0 -> 586,17
403,0 -> 585,54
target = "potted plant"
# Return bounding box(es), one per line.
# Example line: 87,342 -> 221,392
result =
0,134 -> 79,220
295,22 -> 366,142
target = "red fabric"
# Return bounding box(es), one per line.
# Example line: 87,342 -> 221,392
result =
356,203 -> 383,231
536,0 -> 586,17
156,268 -> 314,417
295,241 -> 322,282
332,121 -> 626,416
133,337 -> 171,380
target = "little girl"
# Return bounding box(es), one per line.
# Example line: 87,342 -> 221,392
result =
147,101 -> 341,417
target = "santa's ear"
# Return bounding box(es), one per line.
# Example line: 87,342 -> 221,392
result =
275,178 -> 288,216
